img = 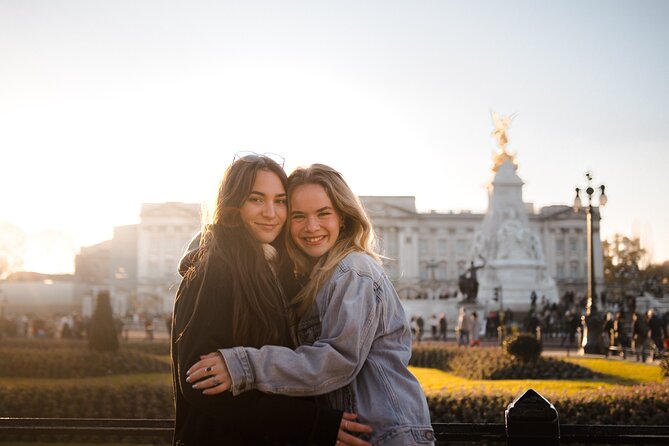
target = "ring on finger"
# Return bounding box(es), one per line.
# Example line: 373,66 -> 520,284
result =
205,366 -> 213,373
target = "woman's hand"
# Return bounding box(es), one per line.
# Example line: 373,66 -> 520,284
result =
336,412 -> 373,446
186,352 -> 232,395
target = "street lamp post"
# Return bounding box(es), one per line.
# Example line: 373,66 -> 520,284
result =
493,286 -> 505,344
573,172 -> 608,354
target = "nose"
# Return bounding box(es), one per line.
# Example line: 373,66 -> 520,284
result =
305,215 -> 320,232
262,201 -> 276,218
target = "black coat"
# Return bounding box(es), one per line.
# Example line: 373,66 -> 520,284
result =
171,252 -> 342,446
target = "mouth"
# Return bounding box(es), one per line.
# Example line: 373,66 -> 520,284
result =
255,223 -> 279,231
302,235 -> 326,245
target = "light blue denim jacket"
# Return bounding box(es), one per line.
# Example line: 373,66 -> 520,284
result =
221,252 -> 435,445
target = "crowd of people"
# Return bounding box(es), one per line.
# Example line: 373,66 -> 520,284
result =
0,311 -> 169,341
408,291 -> 669,360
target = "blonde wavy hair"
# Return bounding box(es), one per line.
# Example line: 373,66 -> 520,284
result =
286,164 -> 381,318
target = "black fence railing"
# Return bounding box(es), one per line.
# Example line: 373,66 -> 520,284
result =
1,389 -> 669,445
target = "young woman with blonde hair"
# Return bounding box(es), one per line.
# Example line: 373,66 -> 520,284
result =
188,164 -> 434,445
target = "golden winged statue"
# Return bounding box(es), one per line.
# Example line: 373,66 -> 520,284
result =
490,111 -> 518,172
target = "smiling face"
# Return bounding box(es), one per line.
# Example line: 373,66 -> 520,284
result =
289,183 -> 342,260
239,169 -> 287,244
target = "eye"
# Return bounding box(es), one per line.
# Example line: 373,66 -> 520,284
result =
248,197 -> 263,204
276,198 -> 287,205
318,211 -> 331,218
291,214 -> 305,221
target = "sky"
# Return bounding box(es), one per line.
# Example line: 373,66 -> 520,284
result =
1,0 -> 668,274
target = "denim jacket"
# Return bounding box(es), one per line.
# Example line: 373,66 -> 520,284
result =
221,252 -> 435,446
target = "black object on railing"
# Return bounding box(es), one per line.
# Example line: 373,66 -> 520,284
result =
505,388 -> 559,445
2,389 -> 669,444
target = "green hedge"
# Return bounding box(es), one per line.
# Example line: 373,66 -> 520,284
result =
0,347 -> 169,378
554,383 -> 669,425
427,383 -> 669,424
502,332 -> 542,362
2,381 -> 667,425
410,342 -> 597,380
450,350 -> 597,380
123,341 -> 171,357
407,342 -> 459,370
0,382 -> 173,419
1,338 -> 667,432
0,338 -> 171,357
0,382 -> 173,444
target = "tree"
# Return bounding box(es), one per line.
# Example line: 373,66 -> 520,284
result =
0,221 -> 25,279
602,234 -> 646,299
640,260 -> 669,297
88,290 -> 119,352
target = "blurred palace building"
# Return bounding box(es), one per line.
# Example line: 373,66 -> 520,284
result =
54,195 -> 599,318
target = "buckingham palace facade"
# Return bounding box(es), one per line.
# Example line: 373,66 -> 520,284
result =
74,197 -> 602,315
360,196 -> 603,302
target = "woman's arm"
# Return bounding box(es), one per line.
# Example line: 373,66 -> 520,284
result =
188,352 -> 373,446
173,275 -> 344,445
218,268 -> 382,396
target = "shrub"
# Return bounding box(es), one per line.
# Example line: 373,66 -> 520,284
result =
661,353 -> 669,379
124,340 -> 171,356
1,337 -> 172,356
409,342 -> 459,370
410,342 -> 596,381
448,348 -> 597,380
0,347 -> 169,378
0,382 -> 173,418
426,383 -> 669,425
88,290 -> 120,353
503,332 -> 542,362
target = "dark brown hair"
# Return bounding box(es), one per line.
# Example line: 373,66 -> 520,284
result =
178,155 -> 292,348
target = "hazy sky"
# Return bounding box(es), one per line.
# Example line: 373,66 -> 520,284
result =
1,0 -> 668,274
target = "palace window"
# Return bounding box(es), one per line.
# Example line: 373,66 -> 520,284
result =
437,262 -> 448,280
556,262 -> 565,279
438,239 -> 448,256
420,262 -> 429,281
556,239 -> 564,255
419,239 -> 428,257
570,261 -> 579,279
457,260 -> 466,275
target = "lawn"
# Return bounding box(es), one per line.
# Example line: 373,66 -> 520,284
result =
409,356 -> 665,397
0,373 -> 171,389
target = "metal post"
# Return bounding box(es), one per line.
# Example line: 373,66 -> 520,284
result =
495,287 -> 506,345
586,204 -> 595,314
574,173 -> 606,355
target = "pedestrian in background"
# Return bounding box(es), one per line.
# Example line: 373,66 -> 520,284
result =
456,307 -> 470,346
470,311 -> 480,346
438,312 -> 448,341
631,312 -> 649,362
